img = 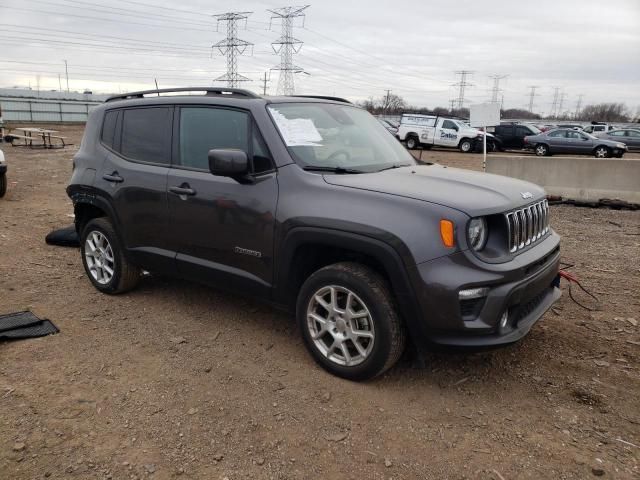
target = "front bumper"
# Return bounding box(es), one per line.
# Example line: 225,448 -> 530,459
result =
611,147 -> 627,156
409,231 -> 561,347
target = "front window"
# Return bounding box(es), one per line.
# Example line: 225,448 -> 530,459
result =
268,103 -> 415,172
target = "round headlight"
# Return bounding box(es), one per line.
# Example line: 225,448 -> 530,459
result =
468,217 -> 488,251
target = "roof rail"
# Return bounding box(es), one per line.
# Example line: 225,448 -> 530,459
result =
105,87 -> 260,103
289,95 -> 351,104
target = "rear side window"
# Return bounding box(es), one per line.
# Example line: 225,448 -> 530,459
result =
101,110 -> 118,149
178,107 -> 251,171
548,130 -> 566,138
120,107 -> 172,164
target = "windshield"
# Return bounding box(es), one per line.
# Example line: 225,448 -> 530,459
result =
268,103 -> 415,172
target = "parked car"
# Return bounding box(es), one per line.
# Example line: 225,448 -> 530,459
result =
396,114 -> 496,152
524,128 -> 627,158
595,129 -> 640,150
582,122 -> 614,134
68,87 -> 561,380
0,148 -> 6,197
377,118 -> 398,135
489,123 -> 541,150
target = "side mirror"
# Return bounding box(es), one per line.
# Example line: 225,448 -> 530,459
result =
208,149 -> 250,180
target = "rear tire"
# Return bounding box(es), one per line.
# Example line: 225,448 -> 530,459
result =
296,262 -> 406,381
406,136 -> 419,150
80,217 -> 141,294
0,173 -> 6,198
535,144 -> 549,156
594,146 -> 611,158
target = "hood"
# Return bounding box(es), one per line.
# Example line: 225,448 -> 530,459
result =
323,165 -> 545,216
460,127 -> 494,138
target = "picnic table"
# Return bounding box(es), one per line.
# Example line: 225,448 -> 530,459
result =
6,127 -> 67,149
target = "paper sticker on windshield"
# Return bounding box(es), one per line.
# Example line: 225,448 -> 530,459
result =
270,109 -> 323,146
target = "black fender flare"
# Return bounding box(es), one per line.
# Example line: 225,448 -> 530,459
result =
274,224 -> 425,343
67,185 -> 122,235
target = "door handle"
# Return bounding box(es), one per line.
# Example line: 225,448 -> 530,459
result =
102,172 -> 124,183
169,185 -> 196,196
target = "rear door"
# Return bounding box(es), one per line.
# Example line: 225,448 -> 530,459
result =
166,105 -> 278,296
94,106 -> 173,271
547,130 -> 571,153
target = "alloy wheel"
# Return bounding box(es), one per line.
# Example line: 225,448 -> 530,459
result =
84,231 -> 115,285
306,285 -> 375,367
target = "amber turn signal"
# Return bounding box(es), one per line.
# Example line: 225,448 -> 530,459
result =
440,219 -> 455,248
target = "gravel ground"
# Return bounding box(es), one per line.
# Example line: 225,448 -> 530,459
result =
1,125 -> 639,479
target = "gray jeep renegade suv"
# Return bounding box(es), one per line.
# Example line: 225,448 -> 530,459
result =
67,87 -> 561,380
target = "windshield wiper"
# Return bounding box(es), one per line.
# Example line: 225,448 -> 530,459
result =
302,166 -> 366,174
376,163 -> 413,172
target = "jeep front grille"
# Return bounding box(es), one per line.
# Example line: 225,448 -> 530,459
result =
505,200 -> 549,253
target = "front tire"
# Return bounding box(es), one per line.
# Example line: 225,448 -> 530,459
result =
535,144 -> 549,156
459,139 -> 473,153
296,262 -> 406,381
594,146 -> 611,158
0,173 -> 6,198
80,217 -> 141,294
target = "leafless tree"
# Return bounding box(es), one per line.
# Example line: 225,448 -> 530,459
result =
579,103 -> 629,122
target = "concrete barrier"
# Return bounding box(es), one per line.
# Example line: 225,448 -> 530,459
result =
486,156 -> 640,203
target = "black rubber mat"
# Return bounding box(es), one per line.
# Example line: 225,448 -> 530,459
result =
45,225 -> 79,247
0,311 -> 59,340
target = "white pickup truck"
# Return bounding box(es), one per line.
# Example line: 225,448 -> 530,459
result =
396,114 -> 495,153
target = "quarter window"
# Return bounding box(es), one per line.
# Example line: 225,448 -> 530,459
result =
101,110 -> 118,149
120,108 -> 172,164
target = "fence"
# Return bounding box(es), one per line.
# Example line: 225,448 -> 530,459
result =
0,97 -> 101,123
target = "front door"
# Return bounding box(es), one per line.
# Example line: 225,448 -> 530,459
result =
437,119 -> 460,147
167,106 -> 278,297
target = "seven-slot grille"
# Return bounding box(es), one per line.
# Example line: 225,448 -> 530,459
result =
505,199 -> 549,253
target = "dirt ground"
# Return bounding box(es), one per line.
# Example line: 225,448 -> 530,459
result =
1,124 -> 639,480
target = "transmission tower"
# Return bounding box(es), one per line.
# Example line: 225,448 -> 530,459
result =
574,94 -> 584,119
550,87 -> 560,118
269,5 -> 309,96
449,99 -> 456,113
558,90 -> 567,118
526,85 -> 539,113
489,74 -> 508,103
453,70 -> 474,109
212,12 -> 253,88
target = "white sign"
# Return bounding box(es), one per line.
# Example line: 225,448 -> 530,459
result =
469,102 -> 501,128
269,108 -> 323,146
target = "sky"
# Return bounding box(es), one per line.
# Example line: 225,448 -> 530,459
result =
0,0 -> 639,116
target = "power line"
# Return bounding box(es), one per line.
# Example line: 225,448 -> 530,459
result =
213,12 -> 254,87
268,5 -> 309,96
453,70 -> 474,109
